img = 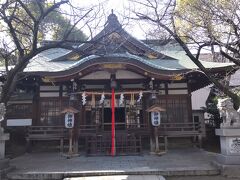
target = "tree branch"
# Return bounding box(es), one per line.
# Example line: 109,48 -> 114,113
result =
16,0 -> 36,23
220,50 -> 240,66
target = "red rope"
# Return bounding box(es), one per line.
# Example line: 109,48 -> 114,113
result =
111,88 -> 115,156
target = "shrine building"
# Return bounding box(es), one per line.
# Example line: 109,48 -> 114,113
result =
4,13 -> 234,155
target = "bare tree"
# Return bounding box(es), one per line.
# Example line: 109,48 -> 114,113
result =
175,0 -> 240,63
0,0 -> 102,105
129,0 -> 240,109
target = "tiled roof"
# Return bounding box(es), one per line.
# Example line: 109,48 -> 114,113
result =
21,13 -> 235,74
24,47 -> 234,73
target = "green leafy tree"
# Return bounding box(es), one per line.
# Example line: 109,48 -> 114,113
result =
204,88 -> 222,128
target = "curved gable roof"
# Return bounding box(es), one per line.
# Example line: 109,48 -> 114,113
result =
22,13 -> 235,83
52,13 -> 176,61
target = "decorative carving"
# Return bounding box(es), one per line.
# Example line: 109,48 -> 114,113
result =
217,98 -> 240,128
230,138 -> 240,153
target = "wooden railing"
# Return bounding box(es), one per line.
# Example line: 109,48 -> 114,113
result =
27,126 -> 67,140
159,122 -> 201,136
27,122 -> 201,139
26,122 -> 202,152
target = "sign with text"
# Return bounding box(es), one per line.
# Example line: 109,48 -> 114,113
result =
151,111 -> 161,126
65,112 -> 74,128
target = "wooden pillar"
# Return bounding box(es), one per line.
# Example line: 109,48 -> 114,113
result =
26,138 -> 32,153
164,136 -> 168,152
150,137 -> 155,152
73,106 -> 79,154
68,129 -> 73,154
154,127 -> 160,152
198,135 -> 202,148
150,120 -> 155,153
60,138 -> 64,153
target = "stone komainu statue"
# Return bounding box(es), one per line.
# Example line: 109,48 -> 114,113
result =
0,103 -> 5,122
217,98 -> 240,128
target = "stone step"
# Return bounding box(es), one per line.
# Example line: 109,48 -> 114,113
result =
64,175 -> 166,180
7,169 -> 220,180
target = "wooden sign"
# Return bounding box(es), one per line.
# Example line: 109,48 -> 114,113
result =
151,111 -> 161,126
65,112 -> 74,128
101,63 -> 124,69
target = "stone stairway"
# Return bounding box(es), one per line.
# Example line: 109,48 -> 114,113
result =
6,148 -> 220,180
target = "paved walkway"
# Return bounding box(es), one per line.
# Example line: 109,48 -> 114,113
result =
7,148 -> 220,180
63,176 -> 240,180
64,175 -> 166,180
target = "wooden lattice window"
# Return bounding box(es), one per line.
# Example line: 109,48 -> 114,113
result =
155,95 -> 190,123
7,104 -> 32,119
40,98 -> 63,126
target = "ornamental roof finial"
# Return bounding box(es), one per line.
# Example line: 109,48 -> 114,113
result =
107,10 -> 121,27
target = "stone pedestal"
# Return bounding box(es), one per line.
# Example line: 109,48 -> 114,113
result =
0,131 -> 10,178
0,132 -> 9,159
215,128 -> 240,165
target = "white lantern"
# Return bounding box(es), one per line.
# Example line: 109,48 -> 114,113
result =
65,112 -> 75,128
151,111 -> 161,126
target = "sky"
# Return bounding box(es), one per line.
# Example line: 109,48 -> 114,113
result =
64,0 -> 150,39
64,0 -> 219,54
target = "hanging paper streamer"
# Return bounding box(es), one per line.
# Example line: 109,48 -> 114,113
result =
119,93 -> 124,106
137,91 -> 143,103
82,91 -> 87,105
130,93 -> 135,106
91,94 -> 95,107
99,92 -> 105,104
